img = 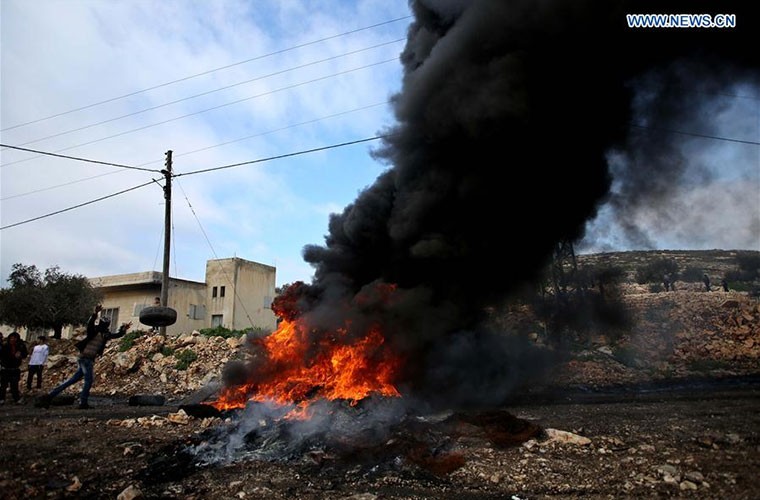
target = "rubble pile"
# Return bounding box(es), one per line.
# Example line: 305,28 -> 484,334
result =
38,289 -> 759,399
43,331 -> 247,399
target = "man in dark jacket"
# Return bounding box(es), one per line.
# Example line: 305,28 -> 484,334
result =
38,305 -> 131,409
0,331 -> 28,404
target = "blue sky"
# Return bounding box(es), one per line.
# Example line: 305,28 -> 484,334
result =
1,0 -> 411,286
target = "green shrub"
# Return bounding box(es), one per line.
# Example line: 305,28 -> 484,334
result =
160,345 -> 174,357
199,325 -> 269,339
174,349 -> 198,370
636,258 -> 679,284
199,325 -> 237,339
680,266 -> 705,283
119,330 -> 145,352
736,253 -> 760,277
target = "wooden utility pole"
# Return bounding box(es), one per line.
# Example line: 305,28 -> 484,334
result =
160,150 -> 172,334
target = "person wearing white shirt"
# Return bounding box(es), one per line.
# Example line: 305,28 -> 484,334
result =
26,336 -> 49,390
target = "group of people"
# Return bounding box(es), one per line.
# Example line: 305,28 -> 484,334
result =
702,274 -> 730,293
0,332 -> 49,404
661,273 -> 731,293
2,304 -> 132,409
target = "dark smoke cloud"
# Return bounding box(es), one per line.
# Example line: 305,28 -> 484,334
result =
583,71 -> 760,250
293,0 -> 760,407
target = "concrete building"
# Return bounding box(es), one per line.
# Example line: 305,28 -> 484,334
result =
91,257 -> 277,336
204,258 -> 277,332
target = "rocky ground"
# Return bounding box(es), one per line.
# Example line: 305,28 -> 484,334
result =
1,383 -> 758,499
1,250 -> 758,499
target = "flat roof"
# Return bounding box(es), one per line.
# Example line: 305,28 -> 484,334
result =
90,271 -> 206,291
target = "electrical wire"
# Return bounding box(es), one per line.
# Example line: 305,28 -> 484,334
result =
176,135 -> 388,178
0,179 -> 157,230
0,58 -> 396,168
1,101 -> 388,201
11,38 -> 404,149
5,121 -> 754,232
0,144 -> 161,172
0,134 -> 390,231
176,178 -> 258,329
1,15 -> 411,132
630,124 -> 760,146
141,101 -> 390,167
0,170 -> 124,201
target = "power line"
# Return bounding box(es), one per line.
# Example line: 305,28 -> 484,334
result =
175,179 -> 258,329
1,101 -> 388,201
10,38 -> 404,149
0,134 -> 390,231
176,135 -> 388,177
0,58 -> 396,169
0,170 -> 124,202
0,144 -> 161,172
0,179 -> 157,230
630,124 -> 760,146
5,120 -> 755,231
154,101 -> 390,165
1,15 -> 411,132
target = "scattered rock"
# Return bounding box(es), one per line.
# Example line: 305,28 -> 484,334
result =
680,480 -> 698,491
685,471 -> 705,483
65,476 -> 81,492
167,409 -> 190,425
117,485 -> 144,500
544,428 -> 591,446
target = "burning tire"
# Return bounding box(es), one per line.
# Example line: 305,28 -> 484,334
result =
139,306 -> 177,327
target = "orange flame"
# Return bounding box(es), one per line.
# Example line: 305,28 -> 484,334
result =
211,316 -> 401,414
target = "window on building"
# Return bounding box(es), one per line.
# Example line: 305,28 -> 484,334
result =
212,286 -> 218,298
220,286 -> 226,298
101,307 -> 119,333
211,314 -> 223,328
188,304 -> 206,320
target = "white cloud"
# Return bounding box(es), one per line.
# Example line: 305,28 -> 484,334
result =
1,0 -> 410,287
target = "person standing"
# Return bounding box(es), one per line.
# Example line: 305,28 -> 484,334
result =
37,305 -> 131,409
26,336 -> 49,391
0,332 -> 28,404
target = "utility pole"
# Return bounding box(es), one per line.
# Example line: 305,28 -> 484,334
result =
160,150 -> 172,334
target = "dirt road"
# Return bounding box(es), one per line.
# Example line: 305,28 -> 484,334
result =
1,379 -> 758,499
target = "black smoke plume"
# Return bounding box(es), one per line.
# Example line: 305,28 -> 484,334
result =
288,0 -> 760,407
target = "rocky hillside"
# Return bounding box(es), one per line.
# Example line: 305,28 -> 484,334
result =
550,286 -> 760,388
33,250 -> 760,400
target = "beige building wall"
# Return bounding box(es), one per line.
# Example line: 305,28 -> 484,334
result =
90,272 -> 207,336
2,258 -> 275,339
205,258 -> 276,332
